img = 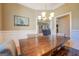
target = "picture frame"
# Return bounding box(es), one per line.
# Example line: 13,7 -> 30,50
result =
14,15 -> 29,26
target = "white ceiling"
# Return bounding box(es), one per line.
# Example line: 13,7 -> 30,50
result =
20,3 -> 64,10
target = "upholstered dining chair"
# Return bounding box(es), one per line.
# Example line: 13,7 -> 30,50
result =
0,40 -> 17,56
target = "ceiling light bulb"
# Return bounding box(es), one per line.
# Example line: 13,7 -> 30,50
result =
41,12 -> 46,17
37,16 -> 42,20
49,16 -> 52,20
50,12 -> 54,17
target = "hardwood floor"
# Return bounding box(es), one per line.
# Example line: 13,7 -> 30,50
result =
52,46 -> 79,56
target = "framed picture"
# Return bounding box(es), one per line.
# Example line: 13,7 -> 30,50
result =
14,15 -> 29,26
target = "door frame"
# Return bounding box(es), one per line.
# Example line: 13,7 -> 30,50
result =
54,12 -> 72,38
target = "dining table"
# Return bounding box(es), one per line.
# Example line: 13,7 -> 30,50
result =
19,35 -> 70,56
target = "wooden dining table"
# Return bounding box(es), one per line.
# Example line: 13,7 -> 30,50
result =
19,35 -> 70,56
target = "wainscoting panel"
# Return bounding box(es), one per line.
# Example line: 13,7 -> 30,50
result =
71,30 -> 79,50
1,30 -> 36,46
0,32 -> 3,43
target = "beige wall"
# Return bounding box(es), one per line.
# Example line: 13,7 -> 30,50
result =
2,3 -> 38,30
0,4 -> 2,30
54,3 -> 79,30
0,4 -> 3,43
1,3 -> 79,32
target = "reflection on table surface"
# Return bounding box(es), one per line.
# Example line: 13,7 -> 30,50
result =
19,35 -> 70,56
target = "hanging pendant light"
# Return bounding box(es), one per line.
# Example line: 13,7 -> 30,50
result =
50,12 -> 54,17
41,12 -> 46,17
37,4 -> 54,21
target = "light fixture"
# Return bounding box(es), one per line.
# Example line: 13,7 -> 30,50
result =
37,16 -> 42,20
50,12 -> 54,17
37,4 -> 54,21
41,12 -> 46,17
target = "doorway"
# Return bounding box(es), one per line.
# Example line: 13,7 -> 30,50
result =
37,21 -> 51,36
55,12 -> 71,37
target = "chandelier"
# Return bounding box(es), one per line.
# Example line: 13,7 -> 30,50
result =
37,4 -> 54,21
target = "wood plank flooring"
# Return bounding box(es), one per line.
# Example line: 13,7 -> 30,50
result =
52,46 -> 79,56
